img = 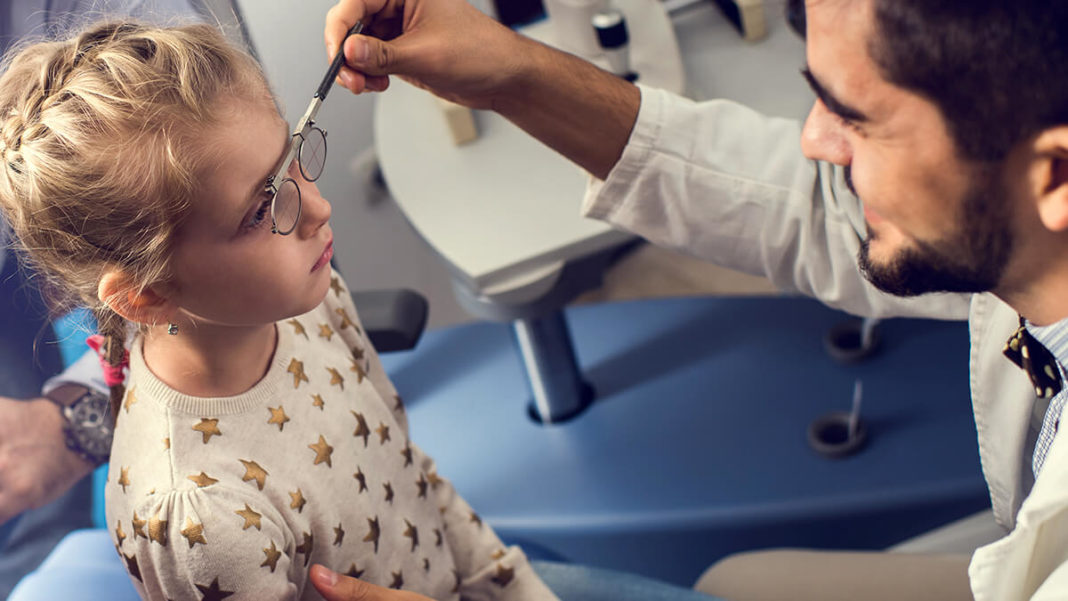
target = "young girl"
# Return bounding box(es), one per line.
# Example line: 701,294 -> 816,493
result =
0,21 -> 556,601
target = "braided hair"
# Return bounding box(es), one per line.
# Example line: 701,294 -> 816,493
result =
0,20 -> 268,420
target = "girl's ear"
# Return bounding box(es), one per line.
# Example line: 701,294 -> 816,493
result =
98,270 -> 177,326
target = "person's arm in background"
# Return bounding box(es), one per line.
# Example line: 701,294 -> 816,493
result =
324,0 -> 639,181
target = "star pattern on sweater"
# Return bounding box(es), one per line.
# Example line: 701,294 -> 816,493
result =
289,488 -> 307,513
131,512 -> 147,539
384,482 -> 395,504
394,395 -> 405,413
349,358 -> 368,383
376,422 -> 391,445
345,563 -> 364,578
267,405 -> 290,431
163,437 -> 170,450
239,459 -> 268,490
330,276 -> 345,297
452,569 -> 462,593
336,308 -> 357,331
403,519 -> 419,551
148,510 -> 168,546
434,529 -> 442,547
327,366 -> 345,390
469,512 -> 482,528
123,387 -> 138,413
311,394 -> 325,410
195,576 -> 234,601
117,466 -> 130,493
261,540 -> 282,572
181,517 -> 207,548
427,470 -> 443,490
491,549 -> 506,560
354,466 -> 368,493
319,324 -> 335,341
401,442 -> 413,467
193,418 -> 222,444
287,358 -> 309,388
122,550 -> 142,582
390,570 -> 405,589
491,563 -> 515,588
235,504 -> 262,530
115,520 -> 126,547
351,411 -> 371,446
188,471 -> 218,488
333,522 -> 346,546
296,531 -> 314,566
309,435 -> 334,467
424,558 -> 431,572
364,516 -> 381,553
416,474 -> 429,499
287,319 -> 309,339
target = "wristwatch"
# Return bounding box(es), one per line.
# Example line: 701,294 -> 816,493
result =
45,387 -> 114,466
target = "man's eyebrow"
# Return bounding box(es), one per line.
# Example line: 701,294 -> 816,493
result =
801,67 -> 869,123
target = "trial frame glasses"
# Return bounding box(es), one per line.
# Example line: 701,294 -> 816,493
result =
264,21 -> 364,235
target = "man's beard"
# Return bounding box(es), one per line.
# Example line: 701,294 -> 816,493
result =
853,164 -> 1014,297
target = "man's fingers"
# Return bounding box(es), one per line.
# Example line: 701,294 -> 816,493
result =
310,564 -> 435,601
343,34 -> 406,77
325,0 -> 369,60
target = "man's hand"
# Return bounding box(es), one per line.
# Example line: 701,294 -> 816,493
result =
0,388 -> 95,525
310,564 -> 437,601
324,0 -> 535,110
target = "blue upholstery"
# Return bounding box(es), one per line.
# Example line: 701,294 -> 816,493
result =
9,530 -> 137,601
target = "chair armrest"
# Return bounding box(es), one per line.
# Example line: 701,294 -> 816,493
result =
351,289 -> 428,353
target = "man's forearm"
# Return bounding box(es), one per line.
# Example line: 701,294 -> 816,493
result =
494,36 -> 640,180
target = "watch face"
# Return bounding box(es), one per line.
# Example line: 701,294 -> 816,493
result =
67,392 -> 113,462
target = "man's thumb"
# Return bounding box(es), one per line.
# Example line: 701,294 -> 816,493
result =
343,35 -> 403,76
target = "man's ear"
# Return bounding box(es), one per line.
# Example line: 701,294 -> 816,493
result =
98,270 -> 177,326
1033,126 -> 1068,232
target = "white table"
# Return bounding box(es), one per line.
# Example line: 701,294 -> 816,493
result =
374,0 -> 812,421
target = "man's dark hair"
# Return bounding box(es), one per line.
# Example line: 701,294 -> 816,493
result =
786,0 -> 1068,162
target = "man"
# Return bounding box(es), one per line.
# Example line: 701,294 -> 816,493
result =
312,0 -> 1068,599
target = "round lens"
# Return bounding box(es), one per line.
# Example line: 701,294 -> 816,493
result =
298,127 -> 327,182
271,178 -> 302,235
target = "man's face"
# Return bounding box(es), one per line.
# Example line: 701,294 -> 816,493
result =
799,0 -> 1014,296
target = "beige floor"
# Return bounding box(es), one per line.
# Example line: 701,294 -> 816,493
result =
574,242 -> 780,305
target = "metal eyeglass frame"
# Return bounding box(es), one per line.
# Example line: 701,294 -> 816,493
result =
265,21 -> 364,235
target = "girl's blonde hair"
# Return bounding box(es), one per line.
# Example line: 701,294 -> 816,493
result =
0,21 -> 268,419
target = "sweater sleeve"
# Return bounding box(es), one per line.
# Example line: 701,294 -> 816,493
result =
115,486 -> 298,601
415,443 -> 558,601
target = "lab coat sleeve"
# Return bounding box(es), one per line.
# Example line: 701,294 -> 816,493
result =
582,85 -> 971,321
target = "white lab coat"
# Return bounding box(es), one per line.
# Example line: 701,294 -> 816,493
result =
582,85 -> 1061,600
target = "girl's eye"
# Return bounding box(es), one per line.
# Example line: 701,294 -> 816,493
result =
243,196 -> 273,232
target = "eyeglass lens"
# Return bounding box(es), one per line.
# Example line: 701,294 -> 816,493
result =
298,127 -> 327,182
271,177 -> 302,235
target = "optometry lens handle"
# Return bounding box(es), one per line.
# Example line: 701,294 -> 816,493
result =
317,21 -> 365,101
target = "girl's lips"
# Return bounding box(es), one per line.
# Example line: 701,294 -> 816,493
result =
312,240 -> 333,272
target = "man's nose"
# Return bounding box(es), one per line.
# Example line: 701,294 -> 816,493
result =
800,99 -> 853,166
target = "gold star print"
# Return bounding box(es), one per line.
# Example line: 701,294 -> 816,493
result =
195,576 -> 235,601
352,345 -> 365,362
470,512 -> 483,528
188,472 -> 219,488
267,405 -> 290,431
123,550 -> 143,582
351,411 -> 371,447
333,522 -> 345,546
319,323 -> 335,341
309,435 -> 334,467
376,422 -> 391,445
330,275 -> 345,297
401,442 -> 414,467
123,387 -> 138,413
148,510 -> 168,546
261,540 -> 282,573
131,512 -> 147,539
115,520 -> 127,547
192,418 -> 222,444
287,319 -> 309,339
354,466 -> 368,493
403,519 -> 419,551
336,307 -> 357,330
491,549 -> 507,560
287,358 -> 309,389
434,529 -> 443,547
326,366 -> 345,390
349,357 -> 367,384
416,474 -> 428,499
384,482 -> 394,504
424,558 -> 430,572
163,437 -> 170,450
289,488 -> 307,513
427,470 -> 443,489
239,459 -> 268,490
235,504 -> 262,530
311,394 -> 325,410
394,395 -> 405,412
117,466 -> 130,493
491,563 -> 515,588
295,531 -> 314,566
363,516 -> 381,553
390,571 -> 404,589
180,517 -> 207,548
345,563 -> 364,579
